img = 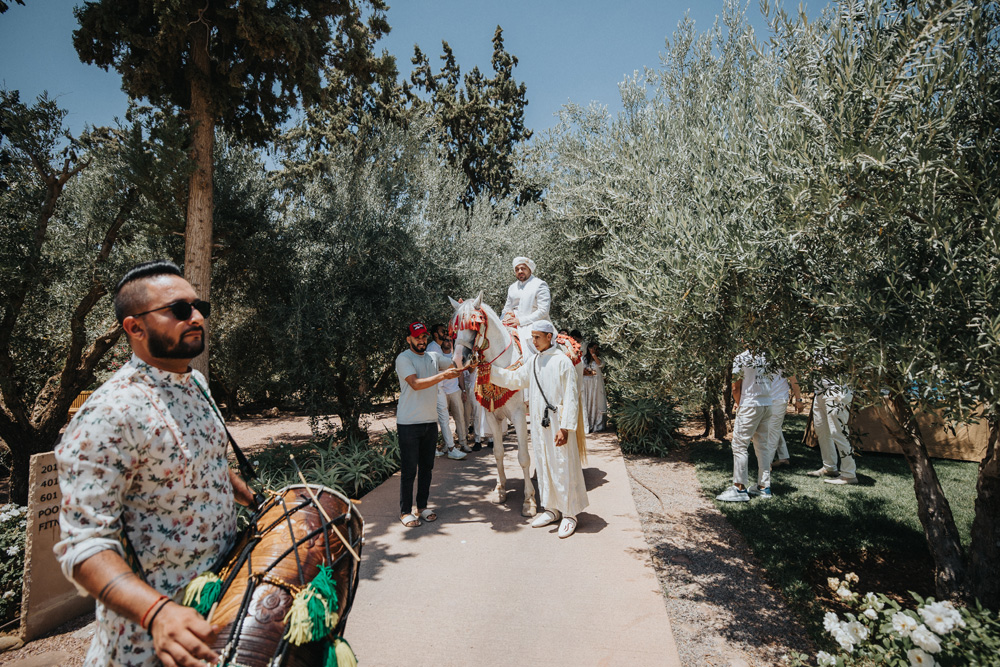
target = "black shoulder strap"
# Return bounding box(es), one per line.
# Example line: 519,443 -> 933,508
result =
191,376 -> 259,485
532,355 -> 557,412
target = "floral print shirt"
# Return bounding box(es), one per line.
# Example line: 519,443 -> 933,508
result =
54,355 -> 238,667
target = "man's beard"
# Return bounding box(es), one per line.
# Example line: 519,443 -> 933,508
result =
148,327 -> 205,360
409,340 -> 427,354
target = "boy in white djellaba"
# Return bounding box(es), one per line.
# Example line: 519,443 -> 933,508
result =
489,320 -> 589,538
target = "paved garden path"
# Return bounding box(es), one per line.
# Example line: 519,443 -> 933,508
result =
346,430 -> 681,667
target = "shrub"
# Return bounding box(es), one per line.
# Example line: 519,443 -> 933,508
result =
612,396 -> 682,457
0,503 -> 27,624
788,573 -> 1000,666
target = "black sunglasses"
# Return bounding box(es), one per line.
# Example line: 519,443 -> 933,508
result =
131,299 -> 211,320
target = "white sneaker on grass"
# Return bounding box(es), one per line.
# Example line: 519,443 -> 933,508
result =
747,485 -> 773,499
824,475 -> 858,485
715,485 -> 750,502
447,448 -> 467,460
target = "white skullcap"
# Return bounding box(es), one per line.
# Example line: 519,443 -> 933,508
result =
530,320 -> 556,334
512,256 -> 536,273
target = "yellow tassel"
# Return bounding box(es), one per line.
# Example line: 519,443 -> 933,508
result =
334,638 -> 358,667
283,590 -> 315,646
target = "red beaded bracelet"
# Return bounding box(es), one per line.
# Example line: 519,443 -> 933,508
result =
140,595 -> 169,630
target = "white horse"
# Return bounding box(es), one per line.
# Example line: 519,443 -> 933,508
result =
448,293 -> 537,517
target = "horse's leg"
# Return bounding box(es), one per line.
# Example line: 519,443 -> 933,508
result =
512,402 -> 536,516
488,412 -> 507,503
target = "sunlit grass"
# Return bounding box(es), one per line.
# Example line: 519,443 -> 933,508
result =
690,413 -> 978,639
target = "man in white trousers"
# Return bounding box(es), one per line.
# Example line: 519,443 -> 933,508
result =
808,381 -> 859,485
717,350 -> 774,502
755,369 -> 803,466
490,320 -> 588,538
428,323 -> 466,460
501,257 -> 551,357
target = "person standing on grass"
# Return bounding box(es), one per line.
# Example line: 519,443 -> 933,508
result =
717,350 -> 774,502
427,323 -> 467,460
489,320 -> 588,538
755,368 -> 804,467
807,379 -> 860,485
396,321 -> 466,527
54,260 -> 256,667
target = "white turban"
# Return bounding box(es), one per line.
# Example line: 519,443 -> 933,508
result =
531,320 -> 556,334
512,256 -> 536,273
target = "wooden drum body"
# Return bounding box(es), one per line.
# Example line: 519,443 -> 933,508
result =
208,485 -> 364,667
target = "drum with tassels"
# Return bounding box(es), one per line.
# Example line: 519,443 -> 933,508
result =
180,485 -> 364,667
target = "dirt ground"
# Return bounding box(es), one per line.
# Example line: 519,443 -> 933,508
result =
2,413 -> 813,667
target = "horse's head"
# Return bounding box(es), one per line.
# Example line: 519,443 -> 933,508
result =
448,292 -> 486,366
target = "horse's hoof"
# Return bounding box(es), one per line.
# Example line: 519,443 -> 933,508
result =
521,503 -> 537,518
494,485 -> 507,504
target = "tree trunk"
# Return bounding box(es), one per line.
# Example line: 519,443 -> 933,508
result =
185,24 -> 215,378
968,418 -> 1000,610
712,404 -> 728,439
701,406 -> 711,438
882,392 -> 966,600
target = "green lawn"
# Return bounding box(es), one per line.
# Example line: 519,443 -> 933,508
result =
689,413 -> 978,639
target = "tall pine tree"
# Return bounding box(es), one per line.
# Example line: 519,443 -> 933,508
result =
73,0 -> 391,373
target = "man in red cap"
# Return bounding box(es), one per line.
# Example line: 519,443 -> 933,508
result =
395,321 -> 465,527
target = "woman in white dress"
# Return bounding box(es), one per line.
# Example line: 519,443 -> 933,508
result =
582,342 -> 608,433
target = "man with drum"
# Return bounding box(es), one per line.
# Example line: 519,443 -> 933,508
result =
54,260 -> 256,667
396,321 -> 466,527
501,256 -> 551,357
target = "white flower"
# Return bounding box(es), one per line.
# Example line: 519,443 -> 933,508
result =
816,650 -> 836,667
5,547 -> 18,557
892,611 -> 918,636
910,624 -> 942,654
863,591 -> 884,610
919,601 -> 964,635
845,572 -> 860,584
845,620 -> 869,643
836,585 -> 853,599
17,520 -> 25,529
823,611 -> 841,633
827,577 -> 841,591
906,648 -> 936,667
863,608 -> 879,620
832,625 -> 855,652
2,590 -> 13,599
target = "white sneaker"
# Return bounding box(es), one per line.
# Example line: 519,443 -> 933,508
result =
824,475 -> 858,485
434,449 -> 445,458
806,467 -> 839,477
447,449 -> 467,460
715,485 -> 750,502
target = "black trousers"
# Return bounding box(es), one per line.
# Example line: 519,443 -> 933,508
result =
398,422 -> 437,515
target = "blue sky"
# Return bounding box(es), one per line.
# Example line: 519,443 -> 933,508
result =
0,1 -> 789,140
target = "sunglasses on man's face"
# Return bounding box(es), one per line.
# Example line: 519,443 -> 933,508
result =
131,299 -> 211,321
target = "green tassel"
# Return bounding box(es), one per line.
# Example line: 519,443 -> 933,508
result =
182,572 -> 222,616
334,637 -> 357,667
310,565 -> 340,612
324,640 -> 338,667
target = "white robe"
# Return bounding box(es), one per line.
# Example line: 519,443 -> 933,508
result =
502,275 -> 551,356
491,346 -> 589,516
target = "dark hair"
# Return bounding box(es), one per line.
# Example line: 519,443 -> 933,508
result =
570,329 -> 583,339
114,260 -> 183,324
584,341 -> 599,365
431,323 -> 446,336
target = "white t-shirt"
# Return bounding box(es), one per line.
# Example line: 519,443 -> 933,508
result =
395,349 -> 450,425
768,371 -> 790,403
426,340 -> 460,394
733,351 -> 772,407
